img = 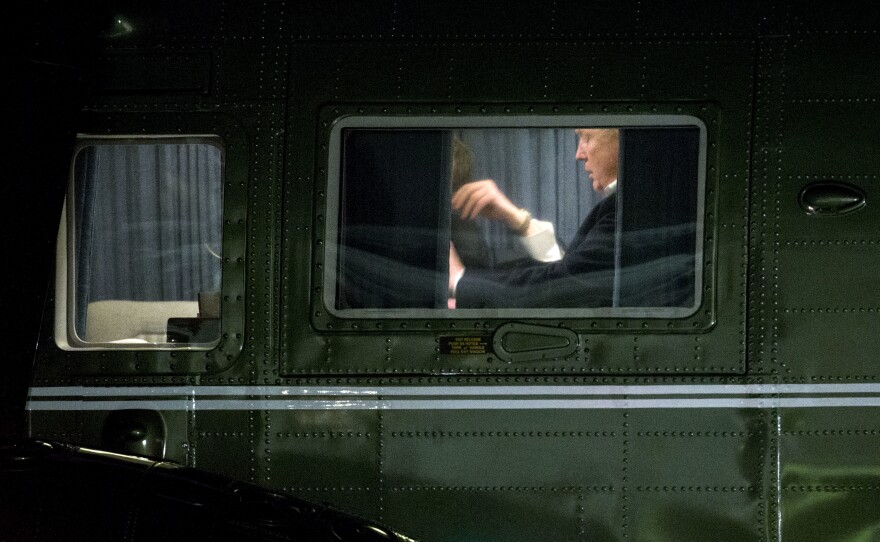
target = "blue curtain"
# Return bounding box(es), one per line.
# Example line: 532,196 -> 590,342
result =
459,128 -> 601,266
73,143 -> 223,334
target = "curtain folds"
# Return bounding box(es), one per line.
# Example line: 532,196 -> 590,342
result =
73,143 -> 222,335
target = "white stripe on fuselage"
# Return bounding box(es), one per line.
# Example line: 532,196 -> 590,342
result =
25,384 -> 880,410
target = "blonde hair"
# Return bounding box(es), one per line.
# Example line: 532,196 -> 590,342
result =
451,136 -> 474,191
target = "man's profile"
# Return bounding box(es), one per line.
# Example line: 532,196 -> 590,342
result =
449,128 -> 620,308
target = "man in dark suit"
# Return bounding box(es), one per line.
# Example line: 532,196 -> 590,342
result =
449,128 -> 620,308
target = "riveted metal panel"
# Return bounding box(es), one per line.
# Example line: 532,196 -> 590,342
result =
627,409 -> 765,490
444,43 -> 551,101
29,410 -> 83,444
394,0 -> 554,39
285,1 -> 397,39
550,2 -> 657,37
777,243 -> 880,310
759,30 -> 880,384
384,489 -> 607,542
587,334 -> 743,374
627,491 -> 761,541
786,3 -> 880,33
627,408 -> 770,540
218,44 -> 289,101
635,0 -> 765,36
260,409 -> 380,490
776,312 -> 880,380
382,410 -> 622,488
782,102 -> 880,177
748,36 -> 787,375
92,52 -> 212,94
786,36 -> 880,101
782,407 -> 880,467
545,40 -> 757,103
296,43 -> 408,102
780,407 -> 880,542
191,410 -> 258,479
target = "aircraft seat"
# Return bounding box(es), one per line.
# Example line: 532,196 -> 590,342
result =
84,300 -> 199,343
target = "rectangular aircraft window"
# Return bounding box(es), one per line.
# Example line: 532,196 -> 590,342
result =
325,116 -> 705,319
56,138 -> 224,348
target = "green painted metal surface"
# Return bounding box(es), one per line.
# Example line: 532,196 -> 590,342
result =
15,1 -> 880,540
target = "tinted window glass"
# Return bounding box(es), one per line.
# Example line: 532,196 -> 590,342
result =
327,120 -> 703,318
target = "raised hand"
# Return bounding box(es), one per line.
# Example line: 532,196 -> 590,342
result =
452,179 -> 525,229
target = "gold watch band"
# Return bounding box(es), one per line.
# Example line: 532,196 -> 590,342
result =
513,209 -> 532,235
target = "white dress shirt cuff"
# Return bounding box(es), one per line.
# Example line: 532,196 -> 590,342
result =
520,219 -> 564,262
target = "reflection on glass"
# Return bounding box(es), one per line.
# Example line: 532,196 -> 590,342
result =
71,141 -> 223,345
333,125 -> 701,315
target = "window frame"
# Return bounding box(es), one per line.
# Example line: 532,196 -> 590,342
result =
322,114 -> 708,321
55,134 -> 226,351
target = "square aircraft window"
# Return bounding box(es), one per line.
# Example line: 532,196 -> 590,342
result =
324,116 -> 705,320
55,138 -> 224,349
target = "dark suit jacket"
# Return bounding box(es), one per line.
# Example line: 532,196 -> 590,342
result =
451,215 -> 492,270
456,193 -> 617,308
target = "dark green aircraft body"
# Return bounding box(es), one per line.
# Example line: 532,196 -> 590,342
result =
5,1 -> 880,541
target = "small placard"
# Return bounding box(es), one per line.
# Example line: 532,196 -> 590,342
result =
439,336 -> 490,355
